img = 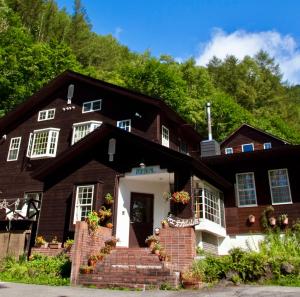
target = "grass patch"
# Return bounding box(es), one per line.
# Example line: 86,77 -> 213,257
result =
0,254 -> 71,286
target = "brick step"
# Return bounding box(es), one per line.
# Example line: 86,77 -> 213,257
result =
79,273 -> 179,287
80,247 -> 179,288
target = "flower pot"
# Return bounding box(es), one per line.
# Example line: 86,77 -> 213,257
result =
149,241 -> 156,250
283,218 -> 289,225
269,217 -> 276,226
248,215 -> 255,224
154,249 -> 160,256
88,259 -> 97,267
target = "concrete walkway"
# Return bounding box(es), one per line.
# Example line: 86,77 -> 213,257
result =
1,282 -> 300,297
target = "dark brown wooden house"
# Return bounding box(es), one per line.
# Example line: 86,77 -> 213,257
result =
0,70 -> 299,256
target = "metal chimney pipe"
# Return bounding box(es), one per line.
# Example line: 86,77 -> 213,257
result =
206,102 -> 212,140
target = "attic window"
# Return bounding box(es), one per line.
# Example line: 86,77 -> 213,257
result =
117,119 -> 131,132
38,108 -> 55,121
82,99 -> 102,113
72,121 -> 102,144
225,147 -> 233,154
242,143 -> 254,152
27,128 -> 60,159
264,143 -> 272,150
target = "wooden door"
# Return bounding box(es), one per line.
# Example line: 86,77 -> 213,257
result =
129,193 -> 154,247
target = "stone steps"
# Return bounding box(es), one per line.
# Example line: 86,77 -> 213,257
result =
79,247 -> 179,288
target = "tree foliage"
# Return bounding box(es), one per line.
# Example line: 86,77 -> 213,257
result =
1,0 -> 299,143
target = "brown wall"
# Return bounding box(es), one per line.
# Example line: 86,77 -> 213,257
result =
206,155 -> 299,235
221,126 -> 286,154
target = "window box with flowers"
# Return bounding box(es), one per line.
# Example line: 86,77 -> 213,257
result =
171,191 -> 191,205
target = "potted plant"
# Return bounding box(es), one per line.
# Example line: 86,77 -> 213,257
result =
48,236 -> 62,249
152,242 -> 162,255
79,265 -> 94,274
145,235 -> 159,249
35,235 -> 47,248
181,270 -> 202,289
86,211 -> 99,233
158,249 -> 170,261
105,237 -> 118,248
63,238 -> 74,251
171,191 -> 190,204
161,219 -> 169,228
88,254 -> 98,267
106,222 -> 113,229
96,252 -> 105,261
104,193 -> 114,205
248,214 -> 255,224
279,214 -> 289,226
98,206 -> 112,222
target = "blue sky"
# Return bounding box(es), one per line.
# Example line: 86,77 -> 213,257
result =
57,0 -> 300,84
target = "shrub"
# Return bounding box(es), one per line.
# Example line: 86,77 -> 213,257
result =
0,254 -> 71,285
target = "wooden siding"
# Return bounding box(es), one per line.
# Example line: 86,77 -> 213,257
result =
206,155 -> 300,235
221,125 -> 286,154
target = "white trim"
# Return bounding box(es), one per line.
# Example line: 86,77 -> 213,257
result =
7,137 -> 22,161
82,99 -> 102,113
71,121 -> 102,145
161,125 -> 169,147
28,128 -> 60,159
235,172 -> 257,207
242,143 -> 254,152
268,168 -> 292,205
117,119 -> 131,132
73,185 -> 94,224
38,108 -> 56,121
225,147 -> 233,154
264,142 -> 272,149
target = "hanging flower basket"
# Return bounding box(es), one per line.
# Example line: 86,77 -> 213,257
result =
171,191 -> 190,205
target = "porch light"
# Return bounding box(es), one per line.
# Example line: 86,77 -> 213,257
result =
155,228 -> 160,235
139,162 -> 146,168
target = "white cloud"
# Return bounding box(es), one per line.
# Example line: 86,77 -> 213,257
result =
195,28 -> 300,84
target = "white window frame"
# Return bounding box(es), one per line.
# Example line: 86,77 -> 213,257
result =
38,108 -> 56,121
225,147 -> 233,154
82,99 -> 102,113
242,143 -> 254,152
264,142 -> 272,150
268,168 -> 292,205
73,185 -> 94,223
117,119 -> 131,132
162,125 -> 169,147
236,172 -> 257,207
27,128 -> 60,159
71,121 -> 102,145
7,137 -> 22,161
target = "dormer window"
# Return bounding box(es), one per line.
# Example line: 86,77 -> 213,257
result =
225,147 -> 233,154
264,142 -> 272,150
72,121 -> 102,144
82,99 -> 102,113
117,119 -> 131,132
242,143 -> 254,152
27,128 -> 60,159
162,125 -> 169,147
38,108 -> 55,121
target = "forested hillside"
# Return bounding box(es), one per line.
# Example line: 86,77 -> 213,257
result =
1,0 -> 299,143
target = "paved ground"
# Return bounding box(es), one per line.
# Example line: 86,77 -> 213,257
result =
1,282 -> 300,297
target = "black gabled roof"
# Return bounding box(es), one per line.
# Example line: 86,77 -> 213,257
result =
0,70 -> 201,141
32,123 -> 231,190
220,123 -> 289,146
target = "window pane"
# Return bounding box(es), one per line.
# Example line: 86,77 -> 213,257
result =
117,120 -> 131,132
269,169 -> 292,204
7,137 -> 21,161
74,185 -> 94,222
236,173 -> 257,206
242,144 -> 254,152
